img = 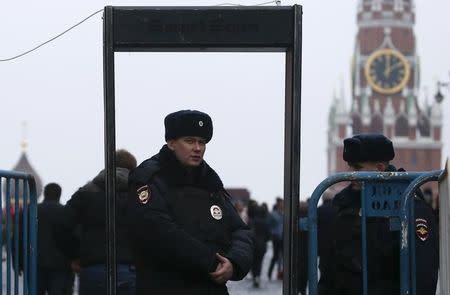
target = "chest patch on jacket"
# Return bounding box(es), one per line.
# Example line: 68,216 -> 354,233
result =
416,218 -> 429,242
210,205 -> 223,220
137,185 -> 151,204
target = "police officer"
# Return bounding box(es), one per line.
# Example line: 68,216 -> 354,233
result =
319,133 -> 438,295
127,110 -> 253,295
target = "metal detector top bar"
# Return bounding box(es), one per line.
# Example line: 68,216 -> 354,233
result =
111,6 -> 294,52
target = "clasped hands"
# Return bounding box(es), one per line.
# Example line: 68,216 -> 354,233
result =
209,253 -> 234,284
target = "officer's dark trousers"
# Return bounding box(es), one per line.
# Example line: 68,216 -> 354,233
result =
332,277 -> 397,295
79,264 -> 136,295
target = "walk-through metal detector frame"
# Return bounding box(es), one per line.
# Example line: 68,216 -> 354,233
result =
103,6 -> 302,295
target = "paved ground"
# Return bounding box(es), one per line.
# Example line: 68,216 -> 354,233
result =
227,243 -> 283,295
2,245 -> 443,295
1,244 -> 283,295
227,276 -> 282,295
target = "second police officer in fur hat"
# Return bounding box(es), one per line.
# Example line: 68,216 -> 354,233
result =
127,110 -> 253,295
318,134 -> 438,295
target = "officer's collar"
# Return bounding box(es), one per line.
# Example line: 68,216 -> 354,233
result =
158,145 -> 224,192
333,185 -> 361,209
385,164 -> 400,172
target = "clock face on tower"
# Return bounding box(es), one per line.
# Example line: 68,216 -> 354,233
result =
364,48 -> 411,95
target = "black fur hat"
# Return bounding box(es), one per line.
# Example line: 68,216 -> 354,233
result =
343,133 -> 395,163
164,110 -> 213,142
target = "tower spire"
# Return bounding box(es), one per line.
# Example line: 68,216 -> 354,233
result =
21,121 -> 28,152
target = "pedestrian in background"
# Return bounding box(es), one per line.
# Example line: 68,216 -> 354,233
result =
268,197 -> 284,280
57,149 -> 137,295
37,183 -> 74,295
248,200 -> 270,288
298,200 -> 309,295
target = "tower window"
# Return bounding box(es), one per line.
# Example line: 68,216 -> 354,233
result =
370,115 -> 383,133
395,115 -> 409,137
352,115 -> 363,135
418,115 -> 431,137
411,150 -> 417,166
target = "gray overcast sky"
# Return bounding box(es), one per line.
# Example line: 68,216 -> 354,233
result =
1,0 -> 449,206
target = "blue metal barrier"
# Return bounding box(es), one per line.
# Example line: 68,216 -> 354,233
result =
304,170 -> 443,295
0,170 -> 37,295
398,171 -> 444,295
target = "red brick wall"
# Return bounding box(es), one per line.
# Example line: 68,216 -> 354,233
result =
391,147 -> 441,171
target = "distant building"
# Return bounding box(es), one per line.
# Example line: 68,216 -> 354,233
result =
12,150 -> 43,198
3,139 -> 43,207
328,0 -> 443,176
225,188 -> 250,205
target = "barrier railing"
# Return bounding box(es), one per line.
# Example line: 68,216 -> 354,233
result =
0,170 -> 37,295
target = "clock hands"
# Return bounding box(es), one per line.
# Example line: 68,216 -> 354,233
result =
384,58 -> 403,78
365,49 -> 410,94
384,55 -> 391,77
390,61 -> 404,72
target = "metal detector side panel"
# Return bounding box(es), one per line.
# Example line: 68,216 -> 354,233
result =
112,7 -> 294,51
363,181 -> 411,217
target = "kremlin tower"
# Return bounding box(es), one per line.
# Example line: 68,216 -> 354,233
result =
328,0 -> 443,175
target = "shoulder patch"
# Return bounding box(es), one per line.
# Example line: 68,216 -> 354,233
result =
137,185 -> 151,205
416,218 -> 429,242
129,159 -> 160,184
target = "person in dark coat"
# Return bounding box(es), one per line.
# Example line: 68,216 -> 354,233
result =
56,149 -> 137,295
127,110 -> 253,295
37,183 -> 74,295
247,201 -> 270,288
267,197 -> 284,280
298,200 -> 309,295
319,133 -> 439,295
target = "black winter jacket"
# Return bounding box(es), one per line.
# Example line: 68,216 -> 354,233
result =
127,145 -> 253,295
13,202 -> 74,273
56,168 -> 133,266
38,201 -> 73,271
